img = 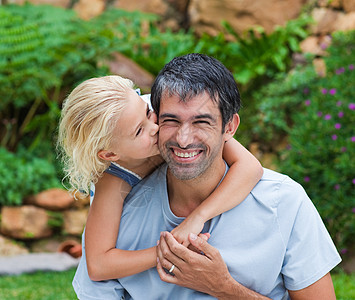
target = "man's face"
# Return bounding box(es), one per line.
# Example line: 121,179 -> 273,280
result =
158,92 -> 226,180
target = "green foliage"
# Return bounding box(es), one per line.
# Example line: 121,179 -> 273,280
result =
0,147 -> 61,206
92,8 -> 196,75
194,14 -> 311,85
0,4 -> 116,151
253,30 -> 355,250
47,211 -> 64,229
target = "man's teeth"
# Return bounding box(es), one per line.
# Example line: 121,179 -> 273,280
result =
174,150 -> 199,158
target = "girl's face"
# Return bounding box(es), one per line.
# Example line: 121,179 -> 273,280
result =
110,90 -> 159,162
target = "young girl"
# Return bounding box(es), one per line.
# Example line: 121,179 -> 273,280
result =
58,75 -> 263,282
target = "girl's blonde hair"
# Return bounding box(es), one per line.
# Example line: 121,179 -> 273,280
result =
57,75 -> 135,196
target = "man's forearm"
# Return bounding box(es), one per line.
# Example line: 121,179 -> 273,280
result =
212,273 -> 271,300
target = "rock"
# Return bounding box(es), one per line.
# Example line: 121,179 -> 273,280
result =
318,0 -> 342,8
30,236 -> 72,253
329,0 -> 342,9
74,0 -> 106,20
25,188 -> 75,211
313,58 -> 327,77
188,0 -> 307,37
113,0 -> 168,15
343,0 -> 355,13
1,206 -> 52,239
107,53 -> 155,93
0,235 -> 29,256
300,36 -> 324,56
63,208 -> 88,236
333,12 -> 355,31
311,8 -> 341,34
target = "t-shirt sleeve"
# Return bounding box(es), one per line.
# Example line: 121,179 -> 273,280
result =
278,177 -> 341,291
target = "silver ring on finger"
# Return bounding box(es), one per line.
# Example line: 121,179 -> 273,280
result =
168,264 -> 175,273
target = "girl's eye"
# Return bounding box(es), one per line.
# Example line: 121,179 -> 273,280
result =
136,128 -> 142,136
146,107 -> 151,117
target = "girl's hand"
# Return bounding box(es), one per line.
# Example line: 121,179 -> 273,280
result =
171,214 -> 205,247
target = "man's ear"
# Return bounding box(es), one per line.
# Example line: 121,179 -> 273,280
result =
98,150 -> 120,162
224,113 -> 240,141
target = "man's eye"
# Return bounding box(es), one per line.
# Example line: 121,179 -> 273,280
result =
194,120 -> 210,125
136,128 -> 142,136
146,108 -> 151,117
162,119 -> 178,123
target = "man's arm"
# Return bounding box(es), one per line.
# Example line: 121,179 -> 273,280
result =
288,273 -> 336,300
156,232 -> 270,299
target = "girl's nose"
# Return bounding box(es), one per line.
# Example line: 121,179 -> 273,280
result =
149,112 -> 159,135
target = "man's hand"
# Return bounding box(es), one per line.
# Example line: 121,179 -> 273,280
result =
156,231 -> 235,298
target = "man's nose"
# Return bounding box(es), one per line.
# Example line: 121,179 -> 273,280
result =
176,124 -> 194,148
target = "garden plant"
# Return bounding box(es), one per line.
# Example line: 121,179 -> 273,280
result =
253,30 -> 355,252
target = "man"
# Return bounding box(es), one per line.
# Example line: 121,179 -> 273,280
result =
75,54 -> 341,299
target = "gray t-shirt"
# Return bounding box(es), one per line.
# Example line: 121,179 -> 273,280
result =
73,165 -> 341,300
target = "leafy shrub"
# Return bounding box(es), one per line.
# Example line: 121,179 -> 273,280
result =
0,147 -> 61,206
254,30 -> 355,250
0,4 -> 116,151
92,8 -> 196,75
196,14 -> 311,85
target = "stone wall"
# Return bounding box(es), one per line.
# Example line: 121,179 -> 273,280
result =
0,189 -> 88,257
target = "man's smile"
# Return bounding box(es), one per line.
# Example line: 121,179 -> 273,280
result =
171,147 -> 203,162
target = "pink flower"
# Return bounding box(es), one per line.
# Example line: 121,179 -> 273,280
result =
349,103 -> 355,110
335,123 -> 341,129
338,111 -> 344,118
324,114 -> 331,120
304,99 -> 311,106
336,101 -> 342,106
351,136 -> 355,142
349,64 -> 354,70
304,176 -> 310,182
353,179 -> 355,184
341,147 -> 347,152
331,134 -> 337,140
335,67 -> 345,74
329,89 -> 336,95
340,248 -> 348,255
317,112 -> 323,117
334,184 -> 340,190
321,88 -> 327,94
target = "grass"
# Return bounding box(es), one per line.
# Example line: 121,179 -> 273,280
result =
0,268 -> 353,299
0,268 -> 77,300
332,271 -> 355,300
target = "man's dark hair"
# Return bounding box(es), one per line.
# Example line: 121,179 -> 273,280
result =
151,53 -> 241,131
